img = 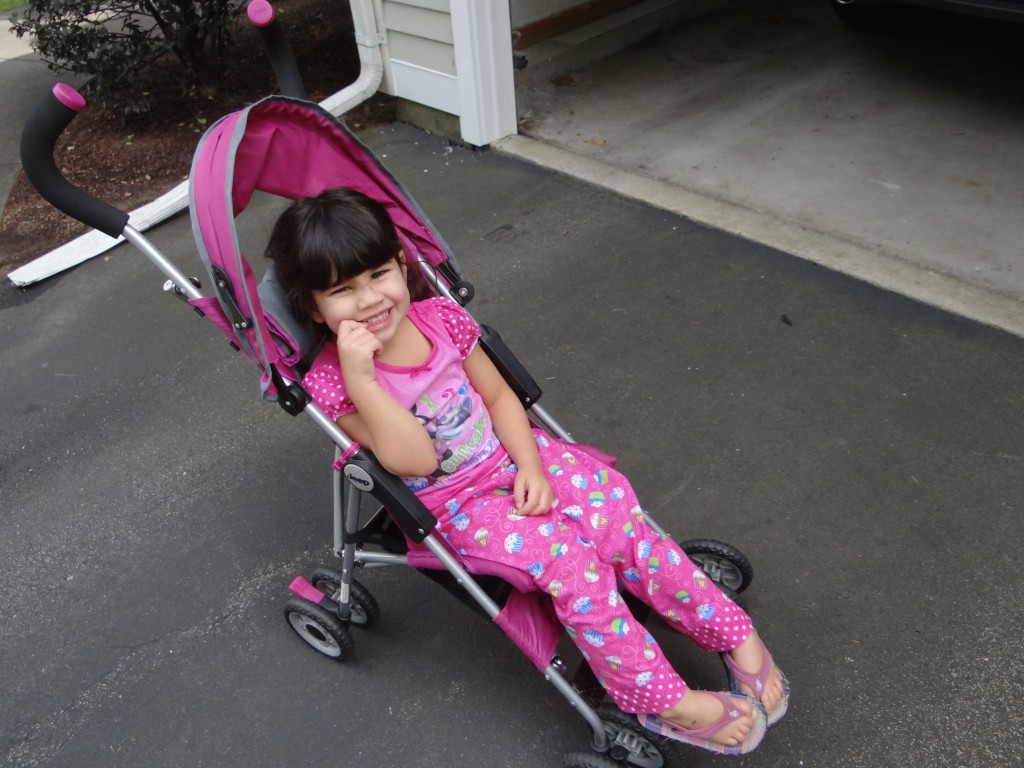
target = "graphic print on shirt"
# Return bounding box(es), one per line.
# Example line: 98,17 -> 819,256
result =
411,382 -> 497,482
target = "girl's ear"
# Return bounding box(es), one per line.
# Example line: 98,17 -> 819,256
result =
307,297 -> 326,325
397,249 -> 408,277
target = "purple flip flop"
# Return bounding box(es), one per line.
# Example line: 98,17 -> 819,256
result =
637,691 -> 767,756
721,635 -> 790,727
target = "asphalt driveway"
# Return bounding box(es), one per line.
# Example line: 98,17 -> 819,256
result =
2,123 -> 1022,767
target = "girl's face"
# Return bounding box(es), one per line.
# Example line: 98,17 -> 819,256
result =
310,255 -> 411,346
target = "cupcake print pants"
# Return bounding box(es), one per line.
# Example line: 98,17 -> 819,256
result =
434,432 -> 753,714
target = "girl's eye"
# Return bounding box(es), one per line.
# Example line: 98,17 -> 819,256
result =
372,268 -> 390,279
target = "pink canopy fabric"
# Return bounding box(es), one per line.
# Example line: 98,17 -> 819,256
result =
187,96 -> 458,387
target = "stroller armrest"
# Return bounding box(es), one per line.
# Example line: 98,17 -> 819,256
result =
479,325 -> 542,408
342,449 -> 437,543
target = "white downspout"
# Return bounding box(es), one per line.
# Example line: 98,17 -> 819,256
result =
9,0 -> 385,287
320,0 -> 384,116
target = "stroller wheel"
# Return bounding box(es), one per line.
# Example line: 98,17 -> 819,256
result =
310,566 -> 380,628
564,703 -> 669,768
680,538 -> 754,595
284,597 -> 354,661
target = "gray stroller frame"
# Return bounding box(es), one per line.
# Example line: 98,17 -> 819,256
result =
19,6 -> 754,767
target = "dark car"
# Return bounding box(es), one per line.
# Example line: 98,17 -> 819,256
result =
832,0 -> 1024,27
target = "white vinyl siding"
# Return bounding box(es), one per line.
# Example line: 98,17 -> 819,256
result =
386,30 -> 455,75
384,3 -> 455,44
393,0 -> 449,11
377,0 -> 515,145
381,0 -> 458,112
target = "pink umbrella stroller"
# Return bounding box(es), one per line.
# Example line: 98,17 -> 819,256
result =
20,8 -> 755,767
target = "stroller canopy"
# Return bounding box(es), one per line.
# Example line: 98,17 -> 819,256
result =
188,96 -> 458,384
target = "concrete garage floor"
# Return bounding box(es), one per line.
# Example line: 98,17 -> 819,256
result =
506,0 -> 1024,337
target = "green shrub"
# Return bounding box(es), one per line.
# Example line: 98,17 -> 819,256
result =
11,0 -> 245,115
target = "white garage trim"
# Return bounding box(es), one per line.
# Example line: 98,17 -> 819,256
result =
450,0 -> 517,146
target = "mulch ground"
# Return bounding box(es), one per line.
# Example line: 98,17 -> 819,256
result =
1,0 -> 395,278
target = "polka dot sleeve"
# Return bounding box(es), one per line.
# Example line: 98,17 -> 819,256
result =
303,362 -> 356,422
428,296 -> 480,359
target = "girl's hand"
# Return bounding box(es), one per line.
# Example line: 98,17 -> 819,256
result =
336,319 -> 382,386
513,465 -> 554,516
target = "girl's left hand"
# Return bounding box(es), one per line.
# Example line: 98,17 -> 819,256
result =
513,466 -> 554,516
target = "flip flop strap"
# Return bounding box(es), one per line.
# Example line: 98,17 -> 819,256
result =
657,691 -> 749,739
726,642 -> 775,697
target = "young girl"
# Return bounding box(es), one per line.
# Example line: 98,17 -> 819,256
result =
266,187 -> 789,755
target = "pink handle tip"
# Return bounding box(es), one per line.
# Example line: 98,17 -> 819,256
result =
247,0 -> 275,27
53,83 -> 86,112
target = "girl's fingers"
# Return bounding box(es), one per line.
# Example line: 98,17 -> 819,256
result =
336,319 -> 362,339
513,473 -> 527,510
336,321 -> 383,383
514,475 -> 540,514
514,474 -> 553,516
338,322 -> 382,356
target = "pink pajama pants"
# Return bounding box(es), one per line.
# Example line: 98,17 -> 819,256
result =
433,432 -> 753,714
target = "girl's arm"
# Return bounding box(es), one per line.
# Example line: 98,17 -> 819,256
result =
335,321 -> 437,478
463,346 -> 553,516
338,393 -> 437,478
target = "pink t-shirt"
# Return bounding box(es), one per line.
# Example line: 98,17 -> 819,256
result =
304,297 -> 504,509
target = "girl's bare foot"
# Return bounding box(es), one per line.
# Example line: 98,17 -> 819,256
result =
659,689 -> 756,747
727,632 -> 786,716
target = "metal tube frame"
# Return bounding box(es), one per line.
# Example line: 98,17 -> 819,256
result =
125,225 -> 204,302
331,470 -> 610,753
144,238 -> 619,754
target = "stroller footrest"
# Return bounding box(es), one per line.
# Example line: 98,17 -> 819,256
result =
290,576 -> 339,613
291,576 -> 354,621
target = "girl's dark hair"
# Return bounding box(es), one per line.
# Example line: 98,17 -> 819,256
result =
265,187 -> 431,320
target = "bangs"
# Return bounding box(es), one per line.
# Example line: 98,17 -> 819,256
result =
288,188 -> 401,297
298,213 -> 397,292
265,187 -> 407,320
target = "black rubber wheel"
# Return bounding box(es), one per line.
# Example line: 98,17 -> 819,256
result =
681,538 -> 754,595
283,597 -> 354,661
310,566 -> 380,628
564,704 -> 674,768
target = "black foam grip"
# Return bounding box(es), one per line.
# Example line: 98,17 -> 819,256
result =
251,12 -> 307,99
20,88 -> 129,239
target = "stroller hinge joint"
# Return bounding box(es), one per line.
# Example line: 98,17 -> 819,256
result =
211,265 -> 253,332
270,363 -> 310,416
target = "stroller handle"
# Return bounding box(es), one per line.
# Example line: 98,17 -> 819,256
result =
246,0 -> 307,100
20,84 -> 130,240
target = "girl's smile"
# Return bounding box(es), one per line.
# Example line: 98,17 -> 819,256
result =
360,307 -> 393,333
309,256 -> 411,349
